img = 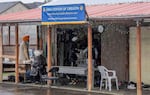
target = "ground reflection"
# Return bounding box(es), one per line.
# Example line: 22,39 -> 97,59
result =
0,84 -> 107,95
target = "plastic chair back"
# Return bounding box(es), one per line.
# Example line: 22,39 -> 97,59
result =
98,66 -> 108,78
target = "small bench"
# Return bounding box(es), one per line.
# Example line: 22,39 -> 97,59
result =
40,67 -> 59,84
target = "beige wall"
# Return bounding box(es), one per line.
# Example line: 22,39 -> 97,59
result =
1,3 -> 28,14
129,27 -> 150,84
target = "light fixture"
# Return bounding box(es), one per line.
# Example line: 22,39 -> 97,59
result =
98,25 -> 104,33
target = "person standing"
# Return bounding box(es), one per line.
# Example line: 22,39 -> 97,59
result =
19,35 -> 30,62
19,35 -> 31,82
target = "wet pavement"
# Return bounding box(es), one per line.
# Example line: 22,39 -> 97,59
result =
0,83 -> 150,95
0,83 -> 109,95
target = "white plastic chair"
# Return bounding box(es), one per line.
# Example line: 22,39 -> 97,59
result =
98,66 -> 119,91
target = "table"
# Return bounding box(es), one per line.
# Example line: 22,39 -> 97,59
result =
3,61 -> 15,72
53,66 -> 97,88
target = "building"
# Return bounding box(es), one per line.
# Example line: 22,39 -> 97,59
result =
0,2 -> 150,94
25,2 -> 45,9
0,1 -> 29,15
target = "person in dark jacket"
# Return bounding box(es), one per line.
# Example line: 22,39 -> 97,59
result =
30,50 -> 47,82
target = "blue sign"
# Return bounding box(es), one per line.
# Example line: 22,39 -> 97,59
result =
42,4 -> 86,23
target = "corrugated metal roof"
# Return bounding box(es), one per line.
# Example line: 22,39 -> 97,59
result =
86,2 -> 150,18
42,0 -> 107,6
42,0 -> 150,6
0,2 -> 150,23
0,8 -> 41,23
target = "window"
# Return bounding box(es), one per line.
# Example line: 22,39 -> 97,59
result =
19,25 -> 37,44
2,26 -> 9,45
2,25 -> 37,45
10,26 -> 15,45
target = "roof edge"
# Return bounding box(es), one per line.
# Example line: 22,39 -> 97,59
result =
90,15 -> 150,21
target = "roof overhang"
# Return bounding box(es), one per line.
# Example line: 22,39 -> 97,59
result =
90,15 -> 150,21
0,19 -> 41,25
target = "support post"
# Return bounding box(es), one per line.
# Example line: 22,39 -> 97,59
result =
39,26 -> 43,50
8,25 -> 10,45
136,20 -> 142,95
15,24 -> 19,83
37,25 -> 40,49
47,25 -> 52,85
87,24 -> 92,91
0,25 -> 3,82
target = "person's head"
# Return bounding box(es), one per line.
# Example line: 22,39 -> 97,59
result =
22,35 -> 30,42
34,50 -> 43,56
